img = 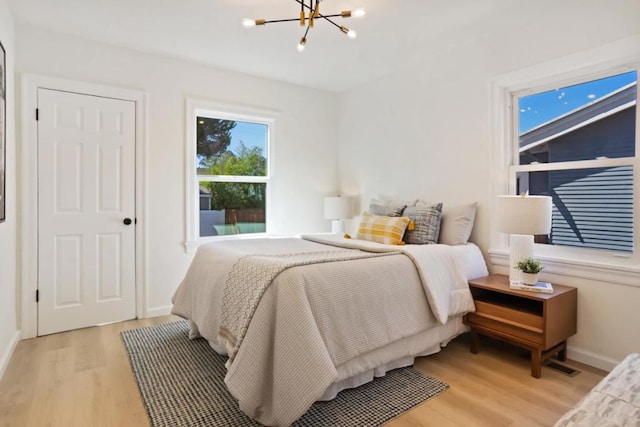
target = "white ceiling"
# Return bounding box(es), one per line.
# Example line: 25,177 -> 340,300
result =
9,0 -> 531,92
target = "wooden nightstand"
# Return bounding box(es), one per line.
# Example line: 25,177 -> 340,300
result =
464,274 -> 577,378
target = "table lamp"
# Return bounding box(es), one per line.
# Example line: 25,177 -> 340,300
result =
496,194 -> 552,285
324,196 -> 352,234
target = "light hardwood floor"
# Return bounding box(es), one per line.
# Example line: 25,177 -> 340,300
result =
0,316 -> 605,427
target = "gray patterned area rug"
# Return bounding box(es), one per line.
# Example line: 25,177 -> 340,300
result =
121,320 -> 449,427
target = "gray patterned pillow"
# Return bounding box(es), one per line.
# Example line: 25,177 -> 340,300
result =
368,203 -> 406,217
403,203 -> 443,244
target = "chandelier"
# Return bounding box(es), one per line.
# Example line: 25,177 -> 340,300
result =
242,0 -> 365,52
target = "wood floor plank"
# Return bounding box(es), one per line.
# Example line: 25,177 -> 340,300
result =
0,317 -> 605,426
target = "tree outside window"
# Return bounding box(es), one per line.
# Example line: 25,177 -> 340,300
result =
196,116 -> 269,237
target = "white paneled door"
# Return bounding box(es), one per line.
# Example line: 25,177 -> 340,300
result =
37,89 -> 136,335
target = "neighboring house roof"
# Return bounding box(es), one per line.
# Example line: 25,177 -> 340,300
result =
519,82 -> 637,153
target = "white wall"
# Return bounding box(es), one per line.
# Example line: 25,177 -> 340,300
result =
15,24 -> 340,316
0,0 -> 18,378
338,0 -> 640,369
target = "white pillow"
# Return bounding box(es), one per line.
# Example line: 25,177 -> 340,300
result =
417,201 -> 477,245
370,197 -> 418,207
368,203 -> 405,217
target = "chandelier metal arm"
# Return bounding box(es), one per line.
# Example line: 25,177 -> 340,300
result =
293,0 -> 318,13
316,15 -> 342,31
262,17 -> 308,24
262,13 -> 345,25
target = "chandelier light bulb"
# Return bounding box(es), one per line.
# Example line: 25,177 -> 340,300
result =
347,29 -> 357,39
353,8 -> 366,18
243,18 -> 265,27
297,37 -> 307,52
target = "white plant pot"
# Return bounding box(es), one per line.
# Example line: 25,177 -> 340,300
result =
521,272 -> 539,285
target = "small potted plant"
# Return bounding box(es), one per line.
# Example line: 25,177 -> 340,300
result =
515,257 -> 543,285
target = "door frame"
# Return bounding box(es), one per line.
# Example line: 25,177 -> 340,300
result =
20,74 -> 148,338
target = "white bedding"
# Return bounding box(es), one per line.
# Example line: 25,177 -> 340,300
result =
172,234 -> 488,426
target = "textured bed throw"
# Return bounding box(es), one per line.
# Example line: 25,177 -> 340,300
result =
555,353 -> 640,426
218,250 -> 400,366
122,321 -> 450,427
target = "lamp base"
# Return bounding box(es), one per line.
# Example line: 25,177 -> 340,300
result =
509,234 -> 534,285
331,220 -> 344,234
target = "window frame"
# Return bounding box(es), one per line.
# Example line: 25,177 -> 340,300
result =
185,98 -> 276,252
489,59 -> 640,287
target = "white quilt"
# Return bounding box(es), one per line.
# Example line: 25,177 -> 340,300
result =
301,234 -> 476,324
172,235 -> 485,426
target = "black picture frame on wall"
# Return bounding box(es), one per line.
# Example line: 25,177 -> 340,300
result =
0,40 -> 5,223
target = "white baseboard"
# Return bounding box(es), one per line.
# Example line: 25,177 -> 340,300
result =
568,346 -> 620,372
0,330 -> 21,382
145,305 -> 173,318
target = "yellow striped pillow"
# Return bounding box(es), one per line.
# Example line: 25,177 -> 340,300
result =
356,212 -> 412,245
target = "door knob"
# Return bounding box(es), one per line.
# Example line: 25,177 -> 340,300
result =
123,218 -> 132,225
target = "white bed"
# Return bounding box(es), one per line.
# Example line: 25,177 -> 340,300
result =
172,233 -> 488,426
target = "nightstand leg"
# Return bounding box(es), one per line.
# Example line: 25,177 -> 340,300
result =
531,349 -> 542,378
558,341 -> 567,361
470,330 -> 480,354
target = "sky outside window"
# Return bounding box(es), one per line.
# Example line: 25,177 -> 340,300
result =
229,121 -> 267,154
519,71 -> 637,134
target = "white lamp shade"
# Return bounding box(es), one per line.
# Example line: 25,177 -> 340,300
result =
324,196 -> 352,220
496,195 -> 552,235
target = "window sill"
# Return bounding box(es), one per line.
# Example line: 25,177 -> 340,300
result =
488,248 -> 640,288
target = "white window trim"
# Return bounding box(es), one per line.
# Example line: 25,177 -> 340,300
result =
184,98 -> 277,253
489,40 -> 640,288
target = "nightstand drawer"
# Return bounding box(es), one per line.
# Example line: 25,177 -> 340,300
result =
466,312 -> 543,346
474,300 -> 544,331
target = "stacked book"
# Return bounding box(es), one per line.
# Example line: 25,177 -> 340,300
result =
510,281 -> 554,294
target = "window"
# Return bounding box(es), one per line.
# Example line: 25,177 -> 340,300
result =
185,100 -> 274,249
511,70 -> 638,253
